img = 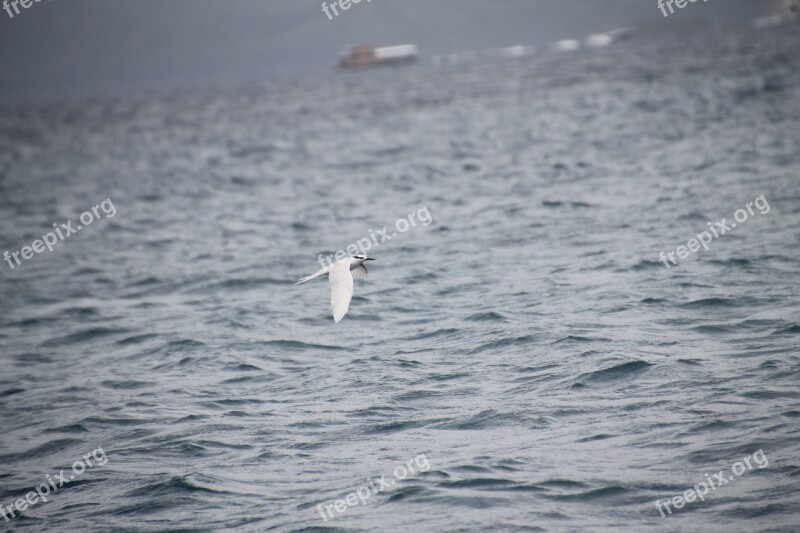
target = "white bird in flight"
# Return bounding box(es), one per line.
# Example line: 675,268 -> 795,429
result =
295,254 -> 375,323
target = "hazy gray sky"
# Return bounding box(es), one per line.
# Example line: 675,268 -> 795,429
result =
0,0 -> 775,103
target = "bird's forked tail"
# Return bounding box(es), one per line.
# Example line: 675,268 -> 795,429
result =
295,268 -> 328,285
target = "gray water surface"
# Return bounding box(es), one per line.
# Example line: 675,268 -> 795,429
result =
1,24 -> 799,532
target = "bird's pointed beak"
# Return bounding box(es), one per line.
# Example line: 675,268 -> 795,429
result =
365,258 -> 375,261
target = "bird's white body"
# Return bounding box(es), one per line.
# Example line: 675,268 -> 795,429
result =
295,255 -> 373,323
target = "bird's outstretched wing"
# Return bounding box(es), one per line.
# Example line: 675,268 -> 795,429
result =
328,263 -> 354,323
352,263 -> 368,279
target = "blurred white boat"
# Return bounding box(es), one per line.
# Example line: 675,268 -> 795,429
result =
495,45 -> 534,58
338,44 -> 418,69
552,39 -> 580,52
755,0 -> 799,28
585,27 -> 636,49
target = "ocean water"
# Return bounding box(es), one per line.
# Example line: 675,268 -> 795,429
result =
1,23 -> 799,532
